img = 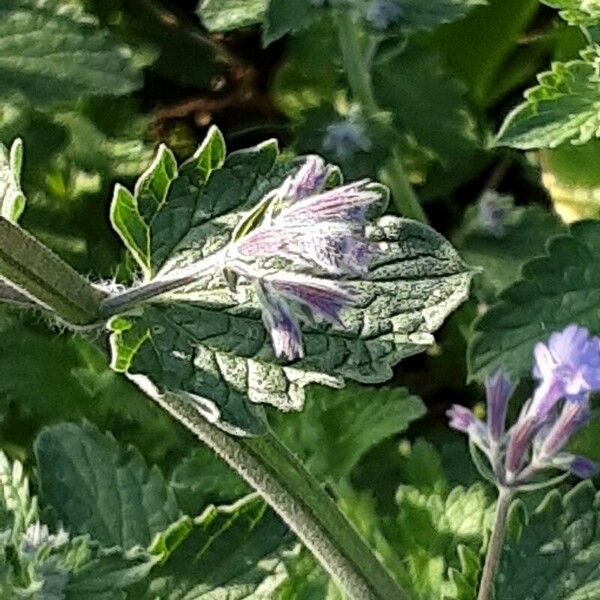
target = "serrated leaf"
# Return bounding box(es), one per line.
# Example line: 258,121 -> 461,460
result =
497,481 -> 600,599
109,131 -> 472,435
0,138 -> 26,222
497,50 -> 600,149
468,220 -> 600,381
141,496 -> 295,600
170,447 -> 250,516
273,383 -> 426,480
199,0 -> 268,31
0,0 -> 143,106
263,0 -> 315,45
34,422 -> 180,549
458,204 -> 565,296
395,0 -> 488,31
542,0 -> 600,26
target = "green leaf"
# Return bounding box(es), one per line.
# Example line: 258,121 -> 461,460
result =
497,481 -> 600,599
170,447 -> 250,516
457,201 -> 565,297
0,0 -> 143,106
109,130 -> 472,435
263,0 -> 315,45
468,220 -> 600,381
141,496 -> 295,599
497,50 -> 600,150
0,138 -> 25,222
273,383 -> 426,480
34,421 -> 180,549
395,0 -> 488,31
541,0 -> 600,26
199,0 -> 268,31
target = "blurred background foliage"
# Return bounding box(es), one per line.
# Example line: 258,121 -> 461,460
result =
2,0 -> 600,597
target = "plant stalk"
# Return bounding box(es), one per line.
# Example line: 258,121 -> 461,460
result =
3,220 -> 407,600
477,487 -> 514,600
335,11 -> 427,223
0,218 -> 104,325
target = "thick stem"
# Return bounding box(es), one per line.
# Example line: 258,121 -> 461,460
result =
477,487 -> 514,600
0,218 -> 104,325
141,388 -> 407,600
335,11 -> 427,223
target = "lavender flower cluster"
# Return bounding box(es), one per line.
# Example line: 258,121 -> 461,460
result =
225,156 -> 383,361
449,325 -> 600,488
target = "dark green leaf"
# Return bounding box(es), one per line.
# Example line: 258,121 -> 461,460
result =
263,0 -> 315,45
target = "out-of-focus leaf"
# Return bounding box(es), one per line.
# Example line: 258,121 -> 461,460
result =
468,220 -> 600,380
542,0 -> 600,26
199,0 -> 267,31
497,49 -> 600,149
140,496 -> 295,600
170,447 -> 250,516
263,0 -> 315,45
34,421 -> 180,549
0,0 -> 143,106
273,382 -> 426,481
0,138 -> 25,222
109,129 -> 472,435
497,482 -> 600,599
457,200 -> 565,296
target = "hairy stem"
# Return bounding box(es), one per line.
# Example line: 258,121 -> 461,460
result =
142,388 -> 407,600
0,218 -> 104,325
477,487 -> 514,600
4,220 -> 407,599
335,11 -> 427,223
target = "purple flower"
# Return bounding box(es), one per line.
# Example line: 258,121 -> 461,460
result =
279,156 -> 328,201
256,282 -> 304,361
553,454 -> 598,479
447,405 -> 488,450
530,325 -> 600,418
504,413 -> 537,481
485,369 -> 515,442
323,121 -> 372,160
365,0 -> 403,29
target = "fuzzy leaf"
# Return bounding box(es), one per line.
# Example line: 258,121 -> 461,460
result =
0,138 -> 25,222
34,422 -> 180,549
468,220 -> 600,380
141,497 -> 294,599
273,383 -> 426,480
542,0 -> 600,26
108,131 -> 471,435
497,481 -> 600,599
263,0 -> 315,45
0,0 -> 143,106
394,0 -> 488,31
497,50 -> 600,149
199,0 -> 267,31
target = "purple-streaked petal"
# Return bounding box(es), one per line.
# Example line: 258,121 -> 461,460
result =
280,156 -> 328,201
485,369 -> 515,442
536,397 -> 591,462
552,453 -> 598,479
257,282 -> 304,361
267,274 -> 354,325
277,180 -> 382,227
505,415 -> 537,480
447,404 -> 489,449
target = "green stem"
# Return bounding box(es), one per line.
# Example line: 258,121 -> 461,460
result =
0,218 -> 104,326
144,389 -> 407,600
3,219 -> 407,600
335,11 -> 427,223
477,487 -> 514,600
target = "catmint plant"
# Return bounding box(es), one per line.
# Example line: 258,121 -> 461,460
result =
449,324 -> 600,600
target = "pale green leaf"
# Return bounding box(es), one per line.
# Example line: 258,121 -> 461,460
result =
199,0 -> 267,31
0,0 -> 143,106
497,482 -> 600,599
542,0 -> 600,26
141,496 -> 295,600
468,220 -> 600,381
497,50 -> 600,149
109,130 -> 472,435
34,422 -> 180,549
273,383 -> 426,480
0,138 -> 25,222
